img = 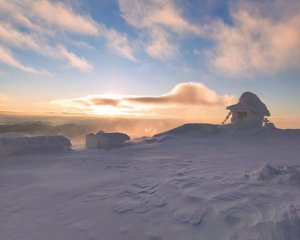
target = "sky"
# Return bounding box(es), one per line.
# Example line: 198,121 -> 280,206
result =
0,0 -> 299,128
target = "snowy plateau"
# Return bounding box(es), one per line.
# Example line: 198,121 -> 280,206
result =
1,124 -> 300,240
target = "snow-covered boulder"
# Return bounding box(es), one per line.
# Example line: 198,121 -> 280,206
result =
98,132 -> 130,150
0,135 -> 71,156
85,131 -> 130,150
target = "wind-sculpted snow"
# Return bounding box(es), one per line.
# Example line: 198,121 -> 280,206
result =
0,135 -> 71,156
0,132 -> 300,240
154,123 -> 220,137
246,162 -> 300,185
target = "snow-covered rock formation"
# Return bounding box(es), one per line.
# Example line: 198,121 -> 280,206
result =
86,131 -> 130,150
0,135 -> 71,156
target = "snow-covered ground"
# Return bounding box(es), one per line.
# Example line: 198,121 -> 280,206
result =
0,126 -> 300,240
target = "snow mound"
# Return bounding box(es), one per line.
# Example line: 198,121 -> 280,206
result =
246,162 -> 300,185
251,203 -> 300,240
154,123 -> 220,138
0,135 -> 71,156
272,203 -> 300,240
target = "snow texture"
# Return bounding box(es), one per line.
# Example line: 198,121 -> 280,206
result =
246,162 -> 300,185
0,124 -> 300,240
0,135 -> 71,156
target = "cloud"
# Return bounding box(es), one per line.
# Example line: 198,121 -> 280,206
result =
102,28 -> 136,61
208,2 -> 300,76
119,0 -> 200,34
123,82 -> 234,106
30,0 -> 135,60
54,82 -> 235,115
0,23 -> 41,50
0,45 -> 49,75
119,0 -> 300,74
145,27 -> 177,59
0,23 -> 93,71
119,0 -> 202,59
0,0 -> 98,36
0,0 -> 135,74
30,0 -> 99,35
59,47 -> 93,71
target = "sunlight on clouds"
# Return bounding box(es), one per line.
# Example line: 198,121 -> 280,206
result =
119,0 -> 202,59
53,82 -> 235,118
31,0 -> 99,35
209,8 -> 300,76
0,0 -> 135,74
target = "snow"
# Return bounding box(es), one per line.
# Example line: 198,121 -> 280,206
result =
85,133 -> 99,149
227,91 -> 270,116
0,125 -> 300,240
86,131 -> 130,150
246,162 -> 300,185
0,135 -> 71,156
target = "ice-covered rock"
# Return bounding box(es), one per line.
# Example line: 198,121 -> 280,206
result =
85,131 -> 130,150
0,135 -> 71,156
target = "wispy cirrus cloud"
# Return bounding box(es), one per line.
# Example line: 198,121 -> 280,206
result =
0,23 -> 93,72
0,0 -> 135,74
54,82 -> 235,116
29,0 -> 99,35
102,27 -> 136,61
59,46 -> 93,71
0,45 -> 49,75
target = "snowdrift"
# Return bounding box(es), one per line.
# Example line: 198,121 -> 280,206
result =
246,162 -> 300,185
0,135 -> 71,156
153,123 -> 300,140
154,123 -> 220,138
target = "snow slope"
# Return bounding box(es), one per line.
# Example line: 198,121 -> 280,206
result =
0,126 -> 300,240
